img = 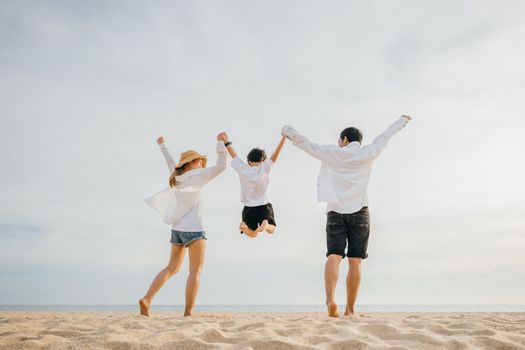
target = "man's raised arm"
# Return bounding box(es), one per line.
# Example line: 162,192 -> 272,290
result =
362,115 -> 412,160
281,125 -> 338,163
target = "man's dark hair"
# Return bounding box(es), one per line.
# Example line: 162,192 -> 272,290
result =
340,127 -> 363,144
247,148 -> 267,163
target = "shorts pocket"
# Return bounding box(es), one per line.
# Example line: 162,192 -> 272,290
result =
326,211 -> 344,226
353,212 -> 370,226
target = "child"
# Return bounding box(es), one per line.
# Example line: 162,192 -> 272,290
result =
223,133 -> 286,237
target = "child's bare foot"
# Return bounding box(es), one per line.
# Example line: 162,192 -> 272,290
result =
240,222 -> 257,238
256,220 -> 268,233
265,223 -> 276,234
327,302 -> 339,318
139,298 -> 150,317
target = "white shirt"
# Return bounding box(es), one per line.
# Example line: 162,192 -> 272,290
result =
231,156 -> 273,207
282,117 -> 408,214
144,141 -> 227,232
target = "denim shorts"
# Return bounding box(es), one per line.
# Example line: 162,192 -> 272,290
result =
326,206 -> 370,259
170,230 -> 207,247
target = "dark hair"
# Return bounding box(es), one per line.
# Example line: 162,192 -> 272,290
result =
340,127 -> 362,144
247,148 -> 267,163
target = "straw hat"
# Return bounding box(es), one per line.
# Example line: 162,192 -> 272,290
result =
175,150 -> 207,169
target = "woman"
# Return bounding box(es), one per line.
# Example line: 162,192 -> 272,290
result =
139,132 -> 228,317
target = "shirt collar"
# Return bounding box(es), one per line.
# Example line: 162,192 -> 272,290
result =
346,141 -> 361,149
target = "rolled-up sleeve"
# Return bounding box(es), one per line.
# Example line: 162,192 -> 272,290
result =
282,126 -> 339,163
160,144 -> 176,173
362,117 -> 408,160
231,156 -> 248,173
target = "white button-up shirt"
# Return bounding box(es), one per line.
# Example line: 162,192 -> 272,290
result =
231,156 -> 273,207
145,141 -> 227,232
282,117 -> 409,214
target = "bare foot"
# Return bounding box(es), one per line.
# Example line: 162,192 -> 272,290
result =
265,224 -> 275,234
184,307 -> 192,317
256,220 -> 268,234
327,302 -> 339,318
240,222 -> 258,238
139,298 -> 150,317
344,306 -> 357,316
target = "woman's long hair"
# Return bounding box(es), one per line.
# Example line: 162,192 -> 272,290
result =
169,166 -> 186,188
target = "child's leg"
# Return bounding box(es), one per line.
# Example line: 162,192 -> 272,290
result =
255,220 -> 267,233
259,219 -> 275,234
239,221 -> 258,238
265,223 -> 276,234
263,204 -> 276,234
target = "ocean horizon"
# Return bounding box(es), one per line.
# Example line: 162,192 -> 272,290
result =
1,304 -> 524,312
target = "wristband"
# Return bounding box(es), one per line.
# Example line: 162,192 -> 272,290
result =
224,141 -> 232,147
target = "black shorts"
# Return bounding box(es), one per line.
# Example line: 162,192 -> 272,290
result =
241,203 -> 277,233
326,207 -> 370,259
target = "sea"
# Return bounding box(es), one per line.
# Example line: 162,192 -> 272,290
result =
1,305 -> 524,312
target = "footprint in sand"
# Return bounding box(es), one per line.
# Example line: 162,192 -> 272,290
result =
468,329 -> 496,336
199,328 -> 238,344
235,322 -> 267,332
473,336 -> 522,350
42,330 -> 86,338
327,338 -> 371,350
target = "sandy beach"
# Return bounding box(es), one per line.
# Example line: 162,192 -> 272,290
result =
1,312 -> 524,350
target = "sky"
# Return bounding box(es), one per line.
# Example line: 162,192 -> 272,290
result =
1,0 -> 524,306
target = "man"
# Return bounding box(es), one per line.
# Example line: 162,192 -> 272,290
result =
282,115 -> 412,317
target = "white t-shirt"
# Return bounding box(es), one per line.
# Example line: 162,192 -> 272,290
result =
231,156 -> 273,207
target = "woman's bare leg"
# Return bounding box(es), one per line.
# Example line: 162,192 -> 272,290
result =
184,239 -> 206,316
139,244 -> 186,316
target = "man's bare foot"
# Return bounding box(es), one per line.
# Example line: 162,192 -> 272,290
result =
327,302 -> 339,318
184,307 -> 192,317
265,224 -> 276,234
139,298 -> 150,317
256,220 -> 268,234
240,222 -> 257,238
345,308 -> 357,316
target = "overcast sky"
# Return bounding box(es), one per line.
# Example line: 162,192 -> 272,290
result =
1,0 -> 524,306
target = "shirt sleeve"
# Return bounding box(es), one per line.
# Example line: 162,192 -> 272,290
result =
282,126 -> 340,163
159,144 -> 176,173
361,117 -> 408,160
231,156 -> 249,173
192,141 -> 228,186
262,158 -> 274,173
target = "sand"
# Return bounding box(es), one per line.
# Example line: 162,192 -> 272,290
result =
1,312 -> 524,349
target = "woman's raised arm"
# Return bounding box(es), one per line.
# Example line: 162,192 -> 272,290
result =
157,136 -> 176,173
193,133 -> 228,185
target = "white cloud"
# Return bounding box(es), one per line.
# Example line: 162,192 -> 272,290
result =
1,0 -> 524,306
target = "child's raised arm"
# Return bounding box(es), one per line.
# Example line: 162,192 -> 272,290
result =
221,132 -> 238,158
270,135 -> 286,163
